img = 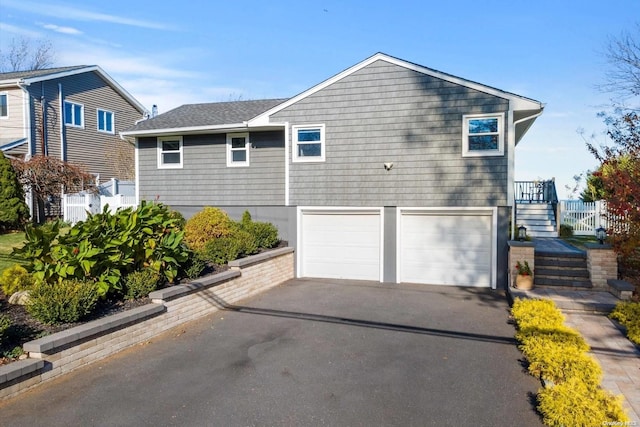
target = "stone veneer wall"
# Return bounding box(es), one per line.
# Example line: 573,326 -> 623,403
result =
0,247 -> 294,400
507,241 -> 535,288
585,243 -> 618,290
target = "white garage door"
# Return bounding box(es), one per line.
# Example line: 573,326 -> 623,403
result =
399,211 -> 493,287
300,210 -> 381,281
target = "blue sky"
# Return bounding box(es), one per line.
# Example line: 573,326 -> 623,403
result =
1,0 -> 639,199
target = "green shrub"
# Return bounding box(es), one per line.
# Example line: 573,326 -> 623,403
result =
184,207 -> 235,251
124,269 -> 159,300
0,314 -> 11,346
237,210 -> 279,249
538,378 -> 630,426
609,301 -> 640,345
0,264 -> 34,296
0,151 -> 29,232
26,279 -> 99,325
14,202 -> 187,297
181,252 -> 207,280
199,230 -> 258,265
559,223 -> 574,237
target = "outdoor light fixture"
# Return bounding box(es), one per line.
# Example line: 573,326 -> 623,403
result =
518,225 -> 527,241
596,227 -> 606,245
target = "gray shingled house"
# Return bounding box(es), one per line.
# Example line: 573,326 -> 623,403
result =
0,66 -> 147,178
122,53 -> 544,289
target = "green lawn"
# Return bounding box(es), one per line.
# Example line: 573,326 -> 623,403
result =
0,231 -> 26,272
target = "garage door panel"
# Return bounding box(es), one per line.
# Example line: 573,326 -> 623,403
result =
301,211 -> 381,281
400,212 -> 492,287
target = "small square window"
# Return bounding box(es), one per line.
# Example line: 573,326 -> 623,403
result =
292,125 -> 325,162
97,109 -> 114,134
64,101 -> 84,127
157,136 -> 183,168
462,114 -> 504,157
227,133 -> 249,167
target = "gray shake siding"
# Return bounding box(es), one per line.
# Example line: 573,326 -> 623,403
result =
137,130 -> 285,206
272,60 -> 510,207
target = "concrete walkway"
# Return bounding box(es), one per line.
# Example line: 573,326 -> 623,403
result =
509,237 -> 640,423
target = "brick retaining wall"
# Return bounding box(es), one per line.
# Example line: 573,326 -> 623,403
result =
0,247 -> 294,400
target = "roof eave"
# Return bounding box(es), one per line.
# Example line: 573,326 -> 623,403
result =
121,123 -> 250,138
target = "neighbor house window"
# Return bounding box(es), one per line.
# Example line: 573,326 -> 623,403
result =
157,136 -> 183,168
64,101 -> 84,127
462,113 -> 504,157
0,93 -> 7,118
97,109 -> 114,134
226,132 -> 250,167
292,124 -> 325,162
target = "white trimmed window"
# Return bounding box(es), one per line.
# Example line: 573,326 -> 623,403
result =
292,124 -> 325,162
64,101 -> 84,128
226,132 -> 250,167
97,109 -> 114,134
462,113 -> 504,157
157,136 -> 183,168
0,93 -> 7,118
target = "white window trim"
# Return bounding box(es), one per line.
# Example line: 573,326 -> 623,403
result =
64,101 -> 84,128
462,113 -> 504,157
96,108 -> 115,134
157,136 -> 183,169
0,92 -> 8,119
226,132 -> 250,167
292,124 -> 325,163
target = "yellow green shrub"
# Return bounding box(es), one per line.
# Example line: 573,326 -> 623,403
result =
0,264 -> 34,296
511,298 -> 565,330
538,378 -> 630,427
184,207 -> 235,251
516,324 -> 589,354
527,345 -> 602,387
609,301 -> 640,345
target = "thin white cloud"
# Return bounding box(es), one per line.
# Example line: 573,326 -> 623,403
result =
3,0 -> 172,30
41,23 -> 82,35
0,22 -> 43,39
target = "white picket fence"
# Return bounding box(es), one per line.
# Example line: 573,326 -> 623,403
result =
560,200 -> 617,235
63,194 -> 138,224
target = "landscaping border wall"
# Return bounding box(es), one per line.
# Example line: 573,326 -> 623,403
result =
0,247 -> 294,400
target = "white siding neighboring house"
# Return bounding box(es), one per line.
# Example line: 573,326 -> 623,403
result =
123,53 -> 544,290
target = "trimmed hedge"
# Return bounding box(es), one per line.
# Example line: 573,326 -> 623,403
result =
0,264 -> 34,296
609,301 -> 640,345
27,279 -> 99,325
511,298 -> 630,426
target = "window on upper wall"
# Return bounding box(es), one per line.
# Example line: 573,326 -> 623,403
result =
97,109 -> 114,134
157,136 -> 183,169
0,93 -> 7,118
226,132 -> 250,167
292,124 -> 325,162
64,101 -> 84,128
462,113 -> 504,157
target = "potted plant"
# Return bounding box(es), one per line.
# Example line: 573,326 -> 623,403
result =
514,260 -> 534,290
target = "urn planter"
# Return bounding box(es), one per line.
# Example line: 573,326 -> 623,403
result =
515,274 -> 534,290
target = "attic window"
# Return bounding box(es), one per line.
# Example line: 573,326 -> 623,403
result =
462,113 -> 504,157
292,124 -> 325,162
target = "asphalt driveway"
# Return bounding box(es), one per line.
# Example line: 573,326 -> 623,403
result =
0,279 -> 542,426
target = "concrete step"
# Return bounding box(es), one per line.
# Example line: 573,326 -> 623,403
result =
535,258 -> 587,268
535,277 -> 593,288
528,230 -> 558,238
536,268 -> 590,278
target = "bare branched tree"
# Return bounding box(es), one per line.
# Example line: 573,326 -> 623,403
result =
0,37 -> 55,72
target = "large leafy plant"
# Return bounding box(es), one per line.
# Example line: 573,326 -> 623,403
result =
14,201 -> 188,296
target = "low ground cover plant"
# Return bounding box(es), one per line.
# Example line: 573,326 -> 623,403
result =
609,301 -> 640,345
511,298 -> 629,426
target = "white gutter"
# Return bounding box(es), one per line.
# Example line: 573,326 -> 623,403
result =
120,123 -> 253,138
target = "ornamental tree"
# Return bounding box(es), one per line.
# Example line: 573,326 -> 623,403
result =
0,151 -> 30,232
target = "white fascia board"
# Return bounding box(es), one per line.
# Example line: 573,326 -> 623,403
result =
250,53 -> 543,126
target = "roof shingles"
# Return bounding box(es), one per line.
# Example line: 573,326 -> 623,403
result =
128,99 -> 288,132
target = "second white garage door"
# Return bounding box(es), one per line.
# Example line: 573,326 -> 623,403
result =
299,210 -> 382,281
399,211 -> 493,287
